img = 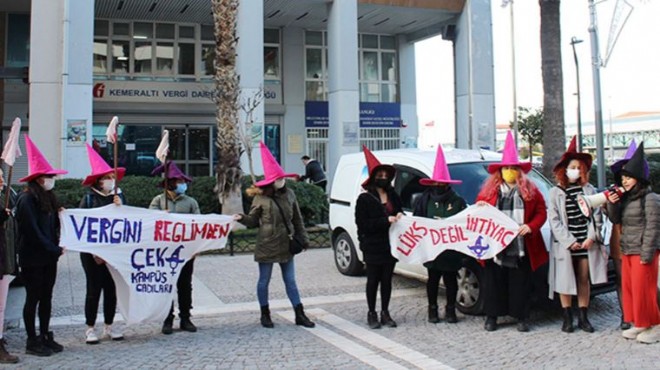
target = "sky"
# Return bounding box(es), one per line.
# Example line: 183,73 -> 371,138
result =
415,0 -> 660,148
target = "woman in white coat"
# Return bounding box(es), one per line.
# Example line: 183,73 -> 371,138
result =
548,137 -> 608,333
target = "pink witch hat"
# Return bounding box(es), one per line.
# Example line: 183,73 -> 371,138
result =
419,145 -> 462,185
19,134 -> 68,183
361,145 -> 395,187
487,130 -> 532,174
255,141 -> 297,187
82,143 -> 126,186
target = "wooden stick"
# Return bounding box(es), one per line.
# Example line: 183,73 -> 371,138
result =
163,158 -> 169,211
113,134 -> 119,197
4,166 -> 13,209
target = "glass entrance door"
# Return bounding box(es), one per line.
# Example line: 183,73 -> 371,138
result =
165,125 -> 212,176
264,123 -> 281,164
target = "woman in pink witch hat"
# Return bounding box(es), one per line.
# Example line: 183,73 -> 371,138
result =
234,142 -> 315,329
354,146 -> 403,329
14,135 -> 67,356
413,145 -> 467,324
476,130 -> 547,333
79,144 -> 126,344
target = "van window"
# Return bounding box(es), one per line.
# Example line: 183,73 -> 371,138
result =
393,165 -> 426,211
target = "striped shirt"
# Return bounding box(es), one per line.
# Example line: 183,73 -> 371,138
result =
565,185 -> 589,256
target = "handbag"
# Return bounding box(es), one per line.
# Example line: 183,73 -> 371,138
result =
272,197 -> 305,255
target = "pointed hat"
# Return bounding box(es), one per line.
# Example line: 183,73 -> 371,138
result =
19,134 -> 68,183
420,145 -> 461,185
553,136 -> 593,173
152,161 -> 192,187
610,139 -> 649,178
487,131 -> 532,174
621,141 -> 649,182
82,144 -> 126,186
254,141 -> 297,187
361,145 -> 396,187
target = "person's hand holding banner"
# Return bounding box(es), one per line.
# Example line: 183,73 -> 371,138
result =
389,204 -> 520,264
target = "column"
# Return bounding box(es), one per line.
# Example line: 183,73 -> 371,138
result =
398,35 -> 418,148
327,0 -> 360,183
29,0 -> 93,178
281,27 -> 306,173
236,0 -> 265,174
454,0 -> 496,150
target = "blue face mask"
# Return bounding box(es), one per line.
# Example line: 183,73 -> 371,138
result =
175,183 -> 188,195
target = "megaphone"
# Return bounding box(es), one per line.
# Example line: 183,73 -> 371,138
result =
576,185 -> 625,217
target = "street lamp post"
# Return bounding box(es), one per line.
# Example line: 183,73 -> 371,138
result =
588,0 -> 606,189
570,37 -> 584,152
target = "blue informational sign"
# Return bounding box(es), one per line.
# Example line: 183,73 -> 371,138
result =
305,101 -> 401,128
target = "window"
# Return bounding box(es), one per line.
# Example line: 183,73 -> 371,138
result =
7,14 -> 30,67
264,29 -> 281,80
304,31 -> 327,101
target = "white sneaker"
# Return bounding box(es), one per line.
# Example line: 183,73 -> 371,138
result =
636,325 -> 660,344
85,327 -> 99,344
622,326 -> 649,340
103,325 -> 124,341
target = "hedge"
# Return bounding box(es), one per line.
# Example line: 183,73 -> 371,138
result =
11,175 -> 329,225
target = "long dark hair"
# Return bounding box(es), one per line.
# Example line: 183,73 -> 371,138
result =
26,180 -> 59,213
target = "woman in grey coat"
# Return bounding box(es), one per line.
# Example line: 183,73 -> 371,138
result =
548,137 -> 607,333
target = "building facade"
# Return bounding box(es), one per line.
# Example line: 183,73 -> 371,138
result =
1,0 -> 496,182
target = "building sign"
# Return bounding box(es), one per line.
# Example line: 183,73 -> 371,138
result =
93,80 -> 281,105
304,101 -> 401,128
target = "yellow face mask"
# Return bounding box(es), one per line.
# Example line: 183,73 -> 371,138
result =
501,168 -> 519,184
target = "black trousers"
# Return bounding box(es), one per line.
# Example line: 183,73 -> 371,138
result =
482,257 -> 532,320
315,180 -> 327,192
21,262 -> 57,338
80,252 -> 117,326
167,258 -> 195,321
427,269 -> 458,307
365,262 -> 395,312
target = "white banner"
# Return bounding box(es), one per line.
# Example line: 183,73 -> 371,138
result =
60,205 -> 233,324
389,204 -> 520,264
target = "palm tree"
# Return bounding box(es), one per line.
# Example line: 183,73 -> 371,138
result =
539,0 -> 566,179
211,0 -> 243,214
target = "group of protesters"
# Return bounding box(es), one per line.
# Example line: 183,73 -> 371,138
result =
355,131 -> 659,344
0,129 -> 658,364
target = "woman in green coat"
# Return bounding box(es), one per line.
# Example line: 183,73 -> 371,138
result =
412,146 -> 467,323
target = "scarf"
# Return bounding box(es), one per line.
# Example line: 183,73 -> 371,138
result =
495,184 -> 526,268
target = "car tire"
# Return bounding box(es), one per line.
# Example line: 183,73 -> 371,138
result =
456,259 -> 485,315
333,232 -> 364,276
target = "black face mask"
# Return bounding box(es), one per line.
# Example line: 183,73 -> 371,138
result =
431,186 -> 449,195
374,179 -> 390,188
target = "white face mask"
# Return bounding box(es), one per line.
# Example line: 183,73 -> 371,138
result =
101,179 -> 115,193
274,178 -> 286,189
41,177 -> 55,191
566,168 -> 581,182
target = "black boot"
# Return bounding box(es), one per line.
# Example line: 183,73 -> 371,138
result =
380,310 -> 397,328
620,316 -> 632,330
260,305 -> 274,328
561,308 -> 574,333
368,311 -> 381,329
180,317 -> 198,333
517,318 -> 530,332
25,336 -> 52,357
162,316 -> 174,335
428,305 -> 440,323
42,332 -> 63,353
578,307 -> 594,333
294,304 -> 315,328
484,316 -> 497,332
445,305 -> 458,324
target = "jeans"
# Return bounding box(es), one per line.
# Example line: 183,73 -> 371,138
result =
257,260 -> 301,307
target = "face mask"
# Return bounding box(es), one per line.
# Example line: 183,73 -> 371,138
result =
101,179 -> 115,193
41,177 -> 55,191
566,168 -> 581,182
374,178 -> 390,188
274,178 -> 286,189
175,183 -> 188,195
501,169 -> 519,184
432,185 -> 449,195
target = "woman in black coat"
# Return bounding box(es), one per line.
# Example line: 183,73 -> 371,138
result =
355,147 -> 403,329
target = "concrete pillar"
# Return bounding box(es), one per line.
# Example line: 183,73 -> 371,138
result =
281,27 -> 306,174
454,0 -> 496,150
327,0 -> 359,182
236,0 -> 265,174
29,0 -> 93,178
397,35 -> 418,148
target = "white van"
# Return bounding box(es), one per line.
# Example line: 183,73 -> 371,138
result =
329,147 -> 594,315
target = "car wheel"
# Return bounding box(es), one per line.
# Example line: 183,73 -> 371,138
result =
456,259 -> 485,315
333,232 -> 363,276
